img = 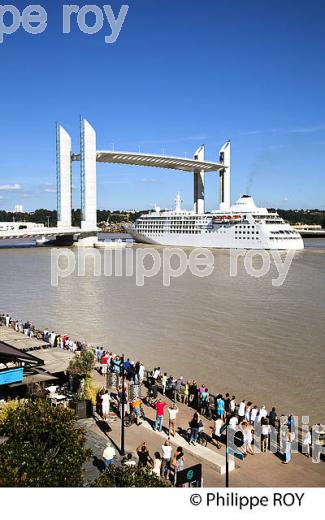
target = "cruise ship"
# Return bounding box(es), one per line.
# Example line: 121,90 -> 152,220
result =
127,142 -> 304,250
127,194 -> 304,250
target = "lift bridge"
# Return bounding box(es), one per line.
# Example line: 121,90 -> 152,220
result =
0,118 -> 229,246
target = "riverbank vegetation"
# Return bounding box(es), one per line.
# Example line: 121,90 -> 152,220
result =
1,208 -> 324,227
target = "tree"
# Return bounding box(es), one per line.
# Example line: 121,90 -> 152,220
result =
68,349 -> 96,399
68,349 -> 96,380
93,465 -> 171,488
0,399 -> 91,487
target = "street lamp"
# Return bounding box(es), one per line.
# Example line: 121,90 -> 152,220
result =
120,353 -> 125,456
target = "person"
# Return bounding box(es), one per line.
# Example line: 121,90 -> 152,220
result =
224,393 -> 231,418
268,407 -> 277,428
153,367 -> 160,381
230,395 -> 236,415
200,387 -> 209,415
49,331 -> 56,347
101,351 -> 109,376
250,405 -> 258,426
134,361 -> 141,384
161,440 -> 172,479
175,377 -> 183,402
302,428 -> 312,458
101,390 -> 111,420
103,441 -> 116,467
161,372 -> 168,395
171,447 -> 184,486
261,417 -> 270,452
137,442 -> 153,468
212,415 -> 224,449
154,398 -> 167,432
238,400 -> 245,422
118,387 -> 128,418
258,405 -> 268,422
188,381 -> 198,407
245,402 -> 252,422
242,421 -> 254,455
216,394 -> 225,419
166,376 -> 174,399
189,412 -> 200,445
130,397 -> 143,425
228,414 -> 238,431
122,453 -> 137,467
152,452 -> 162,477
283,430 -> 292,464
138,362 -> 145,383
168,402 -> 179,437
96,391 -> 103,415
313,424 -> 325,463
183,381 -> 189,405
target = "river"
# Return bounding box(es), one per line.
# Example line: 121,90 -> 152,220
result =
0,237 -> 324,423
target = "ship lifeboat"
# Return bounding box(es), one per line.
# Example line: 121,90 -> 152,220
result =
213,214 -> 242,224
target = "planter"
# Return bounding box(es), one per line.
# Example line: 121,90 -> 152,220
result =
70,399 -> 93,419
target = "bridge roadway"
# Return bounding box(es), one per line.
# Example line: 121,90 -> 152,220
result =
0,227 -> 98,243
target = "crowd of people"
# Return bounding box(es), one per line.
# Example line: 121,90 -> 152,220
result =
102,438 -> 185,485
1,312 -> 324,473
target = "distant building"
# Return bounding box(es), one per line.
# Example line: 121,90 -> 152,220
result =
14,204 -> 24,213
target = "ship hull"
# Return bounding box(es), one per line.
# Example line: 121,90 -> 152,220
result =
127,229 -> 304,250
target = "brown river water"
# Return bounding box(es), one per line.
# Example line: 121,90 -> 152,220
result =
0,237 -> 324,423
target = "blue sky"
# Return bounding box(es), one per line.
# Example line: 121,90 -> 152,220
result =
0,0 -> 324,212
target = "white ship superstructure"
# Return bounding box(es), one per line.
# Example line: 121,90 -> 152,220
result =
128,142 -> 304,250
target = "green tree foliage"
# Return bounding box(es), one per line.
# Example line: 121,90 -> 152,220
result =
0,400 -> 91,487
68,349 -> 96,379
93,465 -> 171,488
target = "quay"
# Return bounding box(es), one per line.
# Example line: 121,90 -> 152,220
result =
1,317 -> 324,487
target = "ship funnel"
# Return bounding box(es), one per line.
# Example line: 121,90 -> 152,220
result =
219,140 -> 231,211
175,192 -> 182,212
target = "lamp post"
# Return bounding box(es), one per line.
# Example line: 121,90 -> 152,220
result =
225,427 -> 229,488
120,353 -> 125,456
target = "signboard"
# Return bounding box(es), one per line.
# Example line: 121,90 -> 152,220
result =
176,464 -> 202,488
227,447 -> 246,461
0,367 -> 23,385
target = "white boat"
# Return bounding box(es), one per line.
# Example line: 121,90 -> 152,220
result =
127,194 -> 304,250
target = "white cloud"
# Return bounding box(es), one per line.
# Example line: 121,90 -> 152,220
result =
44,188 -> 57,193
141,178 -> 162,184
241,124 -> 325,137
0,183 -> 21,191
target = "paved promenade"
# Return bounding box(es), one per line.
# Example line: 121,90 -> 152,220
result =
91,370 -> 325,487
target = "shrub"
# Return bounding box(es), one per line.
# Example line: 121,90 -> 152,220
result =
0,399 -> 91,487
93,465 -> 171,488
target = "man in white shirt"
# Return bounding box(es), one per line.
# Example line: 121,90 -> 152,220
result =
50,331 -> 56,347
250,405 -> 258,425
213,417 -> 224,449
139,362 -> 145,383
229,415 -> 238,430
103,442 -> 116,467
101,391 -> 111,420
161,440 -> 172,479
238,400 -> 246,422
168,403 -> 179,437
258,405 -> 268,422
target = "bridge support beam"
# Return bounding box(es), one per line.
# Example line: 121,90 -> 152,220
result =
193,145 -> 205,214
56,125 -> 72,228
80,118 -> 97,231
219,141 -> 231,211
